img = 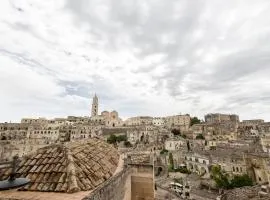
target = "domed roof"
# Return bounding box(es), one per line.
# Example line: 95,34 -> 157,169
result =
0,138 -> 119,193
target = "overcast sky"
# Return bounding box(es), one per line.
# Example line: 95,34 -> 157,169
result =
1,0 -> 270,122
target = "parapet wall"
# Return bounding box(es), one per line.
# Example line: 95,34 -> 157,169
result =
82,167 -> 131,200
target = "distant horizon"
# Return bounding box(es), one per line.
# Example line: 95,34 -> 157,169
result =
2,112 -> 268,124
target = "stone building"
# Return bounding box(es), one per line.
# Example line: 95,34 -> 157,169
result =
126,125 -> 160,145
240,119 -> 264,128
165,114 -> 190,131
69,125 -> 102,141
258,122 -> 270,134
21,118 -> 48,124
165,137 -> 186,151
204,113 -> 239,123
27,126 -> 60,141
210,148 -> 247,176
185,152 -> 210,177
152,117 -> 165,126
260,134 -> 270,153
101,110 -> 122,127
89,95 -> 122,127
244,152 -> 270,184
125,116 -> 153,126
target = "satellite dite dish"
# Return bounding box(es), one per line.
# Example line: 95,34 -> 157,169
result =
0,155 -> 30,190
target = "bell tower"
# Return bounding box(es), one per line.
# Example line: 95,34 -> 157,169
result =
91,94 -> 98,117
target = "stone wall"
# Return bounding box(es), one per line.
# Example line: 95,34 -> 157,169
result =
131,176 -> 154,200
220,186 -> 262,200
82,167 -> 131,200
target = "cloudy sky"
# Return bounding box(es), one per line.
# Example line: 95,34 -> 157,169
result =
1,0 -> 270,122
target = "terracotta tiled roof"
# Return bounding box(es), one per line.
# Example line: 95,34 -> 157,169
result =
0,139 -> 119,193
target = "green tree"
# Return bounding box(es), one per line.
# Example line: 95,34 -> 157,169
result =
211,165 -> 253,189
107,134 -> 117,144
160,149 -> 169,155
230,174 -> 253,188
107,134 -> 127,144
171,129 -> 181,136
211,165 -> 230,189
117,135 -> 127,142
196,134 -> 205,140
190,117 -> 201,126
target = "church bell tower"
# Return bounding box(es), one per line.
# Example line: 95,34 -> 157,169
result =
91,94 -> 98,117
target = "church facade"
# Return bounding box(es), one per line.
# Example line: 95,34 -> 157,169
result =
90,94 -> 123,127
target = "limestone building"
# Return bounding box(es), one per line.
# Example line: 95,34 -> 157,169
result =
101,110 -> 122,127
165,138 -> 186,151
90,94 -> 122,127
185,152 -> 210,177
241,119 -> 264,127
204,113 -> 239,123
152,117 -> 165,126
125,116 -> 153,126
165,114 -> 190,131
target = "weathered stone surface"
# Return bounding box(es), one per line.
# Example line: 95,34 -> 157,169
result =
0,138 -> 119,193
82,167 -> 131,200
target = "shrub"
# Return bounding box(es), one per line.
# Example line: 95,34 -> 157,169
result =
160,149 -> 169,155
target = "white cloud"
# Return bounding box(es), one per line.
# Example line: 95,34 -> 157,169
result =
0,0 -> 270,121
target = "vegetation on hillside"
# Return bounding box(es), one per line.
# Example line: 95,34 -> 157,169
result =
160,149 -> 169,155
196,134 -> 205,140
171,128 -> 181,136
190,117 -> 201,126
107,134 -> 127,144
211,165 -> 253,189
